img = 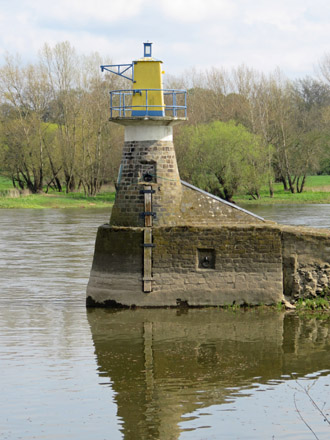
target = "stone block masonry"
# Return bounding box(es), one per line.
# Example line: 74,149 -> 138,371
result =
151,225 -> 283,306
110,139 -> 182,227
86,224 -> 284,307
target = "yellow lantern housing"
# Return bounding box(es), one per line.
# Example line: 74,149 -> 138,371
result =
132,43 -> 164,116
100,42 -> 187,119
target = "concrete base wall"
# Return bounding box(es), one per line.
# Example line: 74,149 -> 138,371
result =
87,224 -> 284,307
87,223 -> 330,307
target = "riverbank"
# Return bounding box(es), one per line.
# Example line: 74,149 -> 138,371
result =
0,192 -> 115,209
1,175 -> 330,208
235,175 -> 330,205
0,176 -> 115,208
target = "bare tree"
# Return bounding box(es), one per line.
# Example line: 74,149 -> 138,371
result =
0,55 -> 55,192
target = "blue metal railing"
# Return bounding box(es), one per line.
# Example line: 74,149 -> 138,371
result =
109,89 -> 187,118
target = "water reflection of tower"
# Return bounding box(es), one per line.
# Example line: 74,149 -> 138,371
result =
88,310 -> 330,439
89,310 -> 274,439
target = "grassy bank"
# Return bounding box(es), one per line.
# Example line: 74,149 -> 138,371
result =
0,175 -> 14,192
0,176 -> 115,208
235,175 -> 330,205
1,174 -> 330,208
0,192 -> 116,209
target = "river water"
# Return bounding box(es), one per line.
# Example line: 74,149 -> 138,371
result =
240,203 -> 330,229
0,206 -> 330,440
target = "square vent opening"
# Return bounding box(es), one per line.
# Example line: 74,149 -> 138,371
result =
197,249 -> 215,270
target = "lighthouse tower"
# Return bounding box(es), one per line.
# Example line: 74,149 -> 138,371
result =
97,42 -> 187,293
86,43 -> 282,309
101,42 -> 187,228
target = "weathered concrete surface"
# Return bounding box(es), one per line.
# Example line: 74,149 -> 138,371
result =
87,224 -> 284,307
86,226 -> 143,307
179,181 -> 264,226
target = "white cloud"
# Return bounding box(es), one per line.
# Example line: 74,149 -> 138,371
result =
1,0 -> 330,79
159,0 -> 237,22
243,2 -> 307,31
24,0 -> 146,23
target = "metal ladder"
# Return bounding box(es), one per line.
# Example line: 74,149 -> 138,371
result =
140,185 -> 155,292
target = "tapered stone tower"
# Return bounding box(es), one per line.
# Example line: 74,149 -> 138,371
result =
106,43 -> 186,227
110,120 -> 183,227
86,43 -> 285,308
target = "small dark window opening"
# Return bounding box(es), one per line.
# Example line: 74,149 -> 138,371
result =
138,161 -> 156,183
197,249 -> 215,270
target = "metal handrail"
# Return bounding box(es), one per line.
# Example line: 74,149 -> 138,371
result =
109,89 -> 187,118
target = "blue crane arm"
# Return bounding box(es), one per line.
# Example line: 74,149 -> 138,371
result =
100,63 -> 134,82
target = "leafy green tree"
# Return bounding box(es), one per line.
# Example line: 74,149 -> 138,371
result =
176,120 -> 270,201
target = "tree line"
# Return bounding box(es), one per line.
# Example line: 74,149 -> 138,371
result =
1,42 -> 330,200
167,62 -> 330,200
0,42 -> 125,195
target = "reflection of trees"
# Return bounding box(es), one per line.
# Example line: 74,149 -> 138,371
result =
88,309 -> 330,440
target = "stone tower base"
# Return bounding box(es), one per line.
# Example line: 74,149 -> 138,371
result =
86,224 -> 284,307
86,222 -> 330,307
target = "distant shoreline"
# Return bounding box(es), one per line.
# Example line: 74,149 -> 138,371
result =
0,191 -> 115,209
1,174 -> 330,208
2,191 -> 330,209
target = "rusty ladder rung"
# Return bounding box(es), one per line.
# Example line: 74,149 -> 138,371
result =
143,185 -> 153,293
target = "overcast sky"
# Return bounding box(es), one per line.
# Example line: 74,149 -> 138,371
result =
1,0 -> 330,79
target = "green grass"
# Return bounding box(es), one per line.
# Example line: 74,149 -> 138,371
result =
2,174 -> 330,208
296,297 -> 330,311
0,173 -> 116,208
295,294 -> 330,319
0,187 -> 115,209
0,175 -> 14,191
235,175 -> 330,205
303,175 -> 330,188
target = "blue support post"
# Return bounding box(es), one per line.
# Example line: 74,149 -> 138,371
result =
173,91 -> 177,117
